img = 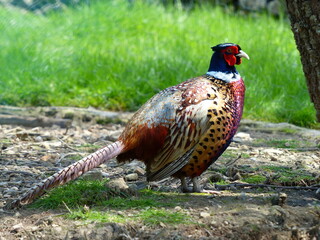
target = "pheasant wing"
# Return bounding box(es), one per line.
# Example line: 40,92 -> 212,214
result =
146,77 -> 220,180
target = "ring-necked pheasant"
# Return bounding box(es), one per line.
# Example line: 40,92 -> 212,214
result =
6,43 -> 249,209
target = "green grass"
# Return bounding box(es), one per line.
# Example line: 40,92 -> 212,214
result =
242,175 -> 267,184
0,0 -> 316,126
30,179 -> 192,225
30,180 -> 185,210
67,207 -> 191,225
138,208 -> 191,226
30,179 -> 124,209
68,208 -> 127,223
260,165 -> 318,186
210,165 -> 319,186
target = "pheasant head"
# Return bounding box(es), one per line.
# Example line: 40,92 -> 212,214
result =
207,43 -> 249,82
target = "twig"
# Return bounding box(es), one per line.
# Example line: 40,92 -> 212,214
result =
57,137 -> 79,152
56,152 -> 86,164
62,201 -> 72,214
226,154 -> 242,167
215,183 -> 319,191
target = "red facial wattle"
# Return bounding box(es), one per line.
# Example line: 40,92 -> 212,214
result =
224,54 -> 237,66
222,46 -> 241,66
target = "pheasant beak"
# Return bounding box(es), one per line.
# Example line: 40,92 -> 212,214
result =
236,50 -> 250,60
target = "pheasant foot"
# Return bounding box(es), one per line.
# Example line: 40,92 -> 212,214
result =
180,177 -> 221,194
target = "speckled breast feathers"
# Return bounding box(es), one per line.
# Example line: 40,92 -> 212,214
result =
117,74 -> 245,181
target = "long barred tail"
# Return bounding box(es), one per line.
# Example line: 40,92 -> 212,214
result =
5,141 -> 124,209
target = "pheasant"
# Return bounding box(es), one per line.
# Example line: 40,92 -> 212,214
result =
6,43 -> 249,209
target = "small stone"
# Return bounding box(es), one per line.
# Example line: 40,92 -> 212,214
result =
11,223 -> 23,232
14,212 -> 21,217
200,212 -> 211,218
34,136 -> 43,142
159,222 -> 166,228
223,220 -> 229,225
233,132 -> 252,142
174,206 -> 182,211
270,156 -> 278,161
105,178 -> 129,190
125,173 -> 138,181
232,172 -> 242,181
135,166 -> 146,176
53,226 -> 63,234
30,226 -> 39,232
211,220 -> 217,225
271,192 -> 287,207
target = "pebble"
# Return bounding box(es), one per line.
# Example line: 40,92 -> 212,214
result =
135,166 -> 146,176
30,226 -> 39,232
11,223 -> 23,232
249,157 -> 257,162
105,178 -> 129,190
14,212 -> 21,217
125,173 -> 138,181
174,206 -> 182,211
270,156 -> 278,161
211,220 -> 217,225
200,212 -> 211,218
159,222 -> 166,228
240,192 -> 246,200
233,172 -> 242,181
34,136 -> 43,142
233,132 -> 252,142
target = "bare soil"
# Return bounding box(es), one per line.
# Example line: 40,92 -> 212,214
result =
0,108 -> 319,240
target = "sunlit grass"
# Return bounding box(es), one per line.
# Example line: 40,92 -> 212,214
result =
0,0 -> 316,126
29,179 -> 192,225
30,180 -> 185,210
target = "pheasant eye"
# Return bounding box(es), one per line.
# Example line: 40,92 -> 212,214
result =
226,48 -> 232,53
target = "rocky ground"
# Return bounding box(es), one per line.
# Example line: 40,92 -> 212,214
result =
0,107 -> 319,239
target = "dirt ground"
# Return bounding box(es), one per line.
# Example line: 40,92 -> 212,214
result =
0,107 -> 319,240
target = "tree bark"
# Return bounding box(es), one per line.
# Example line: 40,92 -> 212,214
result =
285,0 -> 320,122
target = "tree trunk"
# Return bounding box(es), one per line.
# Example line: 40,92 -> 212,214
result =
285,0 -> 320,122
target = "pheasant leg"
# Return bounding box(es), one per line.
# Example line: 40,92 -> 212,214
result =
180,176 -> 222,194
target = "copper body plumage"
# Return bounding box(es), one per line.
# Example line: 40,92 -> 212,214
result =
6,43 -> 249,208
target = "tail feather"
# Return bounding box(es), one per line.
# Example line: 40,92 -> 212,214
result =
5,141 -> 124,209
